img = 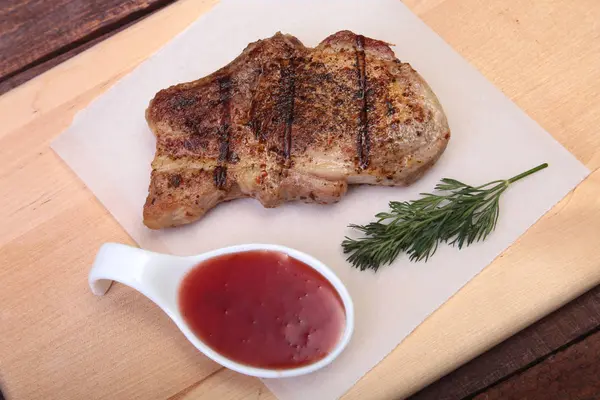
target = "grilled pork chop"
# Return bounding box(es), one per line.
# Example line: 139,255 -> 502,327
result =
144,31 -> 450,229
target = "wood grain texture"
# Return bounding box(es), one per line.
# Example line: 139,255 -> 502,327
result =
0,12 -> 150,95
410,285 -> 600,400
474,329 -> 600,400
0,3 -> 221,399
0,0 -> 177,94
0,0 -> 599,399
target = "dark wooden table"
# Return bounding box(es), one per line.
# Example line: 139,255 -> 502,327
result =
1,1 -> 599,399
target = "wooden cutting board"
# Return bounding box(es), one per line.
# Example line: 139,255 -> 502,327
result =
1,0 -> 599,399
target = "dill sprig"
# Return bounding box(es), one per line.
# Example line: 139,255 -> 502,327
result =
342,163 -> 548,271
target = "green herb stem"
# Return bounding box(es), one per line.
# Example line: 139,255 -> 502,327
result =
508,163 -> 548,184
342,163 -> 549,271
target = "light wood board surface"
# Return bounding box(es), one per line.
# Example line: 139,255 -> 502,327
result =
1,0 -> 599,399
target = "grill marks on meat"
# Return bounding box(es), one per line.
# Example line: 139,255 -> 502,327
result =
280,58 -> 296,163
143,31 -> 450,229
354,34 -> 370,170
214,76 -> 232,189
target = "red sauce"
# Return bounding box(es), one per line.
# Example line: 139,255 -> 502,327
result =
178,250 -> 345,369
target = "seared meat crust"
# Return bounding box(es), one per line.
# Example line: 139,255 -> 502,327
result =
144,31 -> 450,229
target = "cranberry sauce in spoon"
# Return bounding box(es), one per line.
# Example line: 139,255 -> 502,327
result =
178,250 -> 346,369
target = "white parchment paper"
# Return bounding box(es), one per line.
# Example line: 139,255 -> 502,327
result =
52,0 -> 589,399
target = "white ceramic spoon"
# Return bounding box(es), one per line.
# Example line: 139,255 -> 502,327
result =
89,242 -> 354,378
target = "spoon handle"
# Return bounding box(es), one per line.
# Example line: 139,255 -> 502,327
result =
89,243 -> 158,296
89,242 -> 202,334
89,242 -> 193,317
